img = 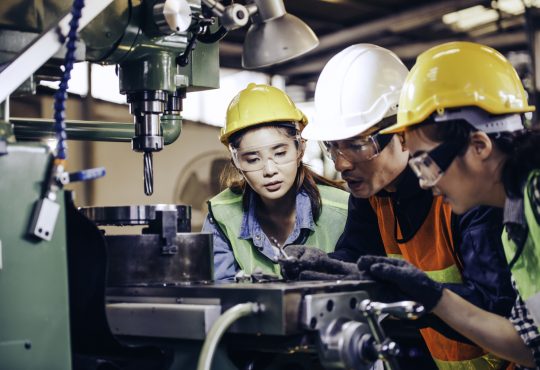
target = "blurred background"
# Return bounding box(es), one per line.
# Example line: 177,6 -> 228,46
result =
9,0 -> 540,230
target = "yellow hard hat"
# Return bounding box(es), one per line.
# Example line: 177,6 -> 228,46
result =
220,83 -> 307,145
382,41 -> 535,134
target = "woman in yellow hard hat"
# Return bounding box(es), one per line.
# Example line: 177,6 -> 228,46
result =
358,41 -> 540,368
203,83 -> 349,281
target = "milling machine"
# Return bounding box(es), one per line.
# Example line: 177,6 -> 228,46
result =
0,1 -> 422,369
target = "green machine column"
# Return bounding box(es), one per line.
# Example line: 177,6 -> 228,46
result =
0,143 -> 71,370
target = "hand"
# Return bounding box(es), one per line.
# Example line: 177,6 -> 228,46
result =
280,245 -> 371,281
357,255 -> 443,312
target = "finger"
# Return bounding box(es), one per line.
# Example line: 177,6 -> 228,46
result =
369,263 -> 406,283
302,247 -> 327,259
299,271 -> 345,281
357,255 -> 376,270
320,258 -> 358,274
359,256 -> 410,271
341,271 -> 373,281
294,249 -> 330,270
283,245 -> 306,259
279,260 -> 300,280
357,255 -> 392,270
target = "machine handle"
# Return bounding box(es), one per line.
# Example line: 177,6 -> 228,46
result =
365,300 -> 425,320
60,167 -> 106,184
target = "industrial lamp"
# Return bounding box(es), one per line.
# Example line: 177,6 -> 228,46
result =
202,0 -> 319,69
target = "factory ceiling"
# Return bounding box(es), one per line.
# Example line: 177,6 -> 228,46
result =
219,0 -> 537,87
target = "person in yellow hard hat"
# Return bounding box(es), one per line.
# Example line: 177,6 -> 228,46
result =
203,83 -> 350,281
358,41 -> 540,368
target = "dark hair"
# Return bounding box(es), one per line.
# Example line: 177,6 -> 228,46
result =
220,122 -> 344,222
421,115 -> 540,198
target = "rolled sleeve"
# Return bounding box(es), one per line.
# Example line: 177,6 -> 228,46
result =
202,215 -> 238,281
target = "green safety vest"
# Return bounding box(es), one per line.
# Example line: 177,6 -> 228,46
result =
208,185 -> 349,277
502,170 -> 540,329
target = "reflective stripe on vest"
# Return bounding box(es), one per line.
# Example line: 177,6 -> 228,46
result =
386,254 -> 462,284
502,170 -> 540,330
209,185 -> 349,277
369,195 -> 505,370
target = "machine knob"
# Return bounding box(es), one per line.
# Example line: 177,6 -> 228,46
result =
153,0 -> 193,34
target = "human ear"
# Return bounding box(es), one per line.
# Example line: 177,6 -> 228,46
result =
297,139 -> 306,165
469,131 -> 492,160
398,132 -> 408,152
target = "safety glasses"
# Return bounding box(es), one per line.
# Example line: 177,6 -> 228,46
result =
321,133 -> 393,163
230,136 -> 303,172
408,139 -> 464,188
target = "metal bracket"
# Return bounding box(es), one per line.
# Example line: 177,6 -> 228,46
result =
301,291 -> 368,331
0,0 -> 115,103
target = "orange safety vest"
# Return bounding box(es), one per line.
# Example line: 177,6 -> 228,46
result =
369,195 -> 505,370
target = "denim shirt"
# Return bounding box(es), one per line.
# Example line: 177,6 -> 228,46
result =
203,191 -> 315,281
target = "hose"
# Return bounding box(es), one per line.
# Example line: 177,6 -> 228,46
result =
53,0 -> 85,160
196,302 -> 263,370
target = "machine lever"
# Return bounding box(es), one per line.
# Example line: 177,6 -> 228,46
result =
177,15 -> 214,67
59,167 -> 106,185
364,300 -> 425,320
359,299 -> 401,370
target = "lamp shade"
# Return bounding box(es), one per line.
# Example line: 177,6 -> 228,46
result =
242,13 -> 319,69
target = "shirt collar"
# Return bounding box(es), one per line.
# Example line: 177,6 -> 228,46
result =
503,195 -> 528,246
376,165 -> 427,201
238,189 -> 315,240
503,196 -> 526,227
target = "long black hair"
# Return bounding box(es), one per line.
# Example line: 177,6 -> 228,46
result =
421,115 -> 540,198
220,122 -> 344,222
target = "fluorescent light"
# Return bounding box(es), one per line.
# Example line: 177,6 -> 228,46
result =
497,0 -> 525,15
443,5 -> 499,31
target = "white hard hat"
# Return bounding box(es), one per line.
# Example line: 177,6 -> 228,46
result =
302,44 -> 409,141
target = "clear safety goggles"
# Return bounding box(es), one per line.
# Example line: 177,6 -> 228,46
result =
230,136 -> 303,172
321,133 -> 393,163
408,139 -> 463,188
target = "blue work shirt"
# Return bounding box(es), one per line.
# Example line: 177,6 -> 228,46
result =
203,190 -> 315,281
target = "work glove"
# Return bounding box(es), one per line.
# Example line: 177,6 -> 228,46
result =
279,245 -> 371,281
357,255 -> 443,312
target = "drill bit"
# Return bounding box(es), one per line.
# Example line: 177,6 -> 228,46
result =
144,151 -> 153,196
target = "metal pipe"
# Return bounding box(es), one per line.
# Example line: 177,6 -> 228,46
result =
161,114 -> 182,144
11,116 -> 182,145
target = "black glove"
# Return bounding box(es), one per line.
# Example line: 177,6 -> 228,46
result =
279,245 -> 371,281
357,255 -> 443,312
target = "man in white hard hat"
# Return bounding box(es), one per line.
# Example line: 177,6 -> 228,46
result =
298,44 -> 515,369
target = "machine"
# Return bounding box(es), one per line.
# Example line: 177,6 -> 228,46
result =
0,1 -> 422,369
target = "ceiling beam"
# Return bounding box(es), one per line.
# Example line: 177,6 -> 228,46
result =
273,31 -> 527,76
309,0 -> 489,55
219,0 -> 490,64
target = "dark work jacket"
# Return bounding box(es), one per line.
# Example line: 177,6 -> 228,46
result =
331,166 -> 516,318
